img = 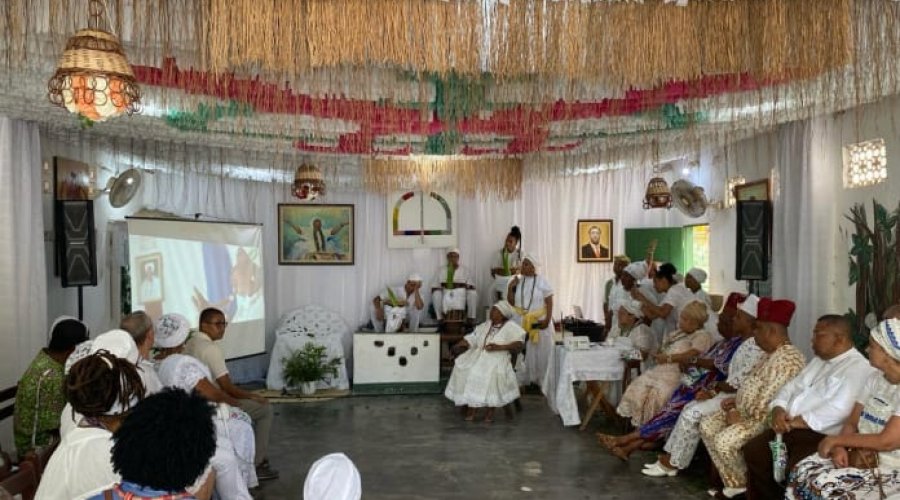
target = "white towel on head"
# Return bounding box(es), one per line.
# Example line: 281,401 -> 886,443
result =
303,453 -> 362,500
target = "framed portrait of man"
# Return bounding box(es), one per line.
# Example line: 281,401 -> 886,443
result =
135,253 -> 164,304
576,219 -> 613,263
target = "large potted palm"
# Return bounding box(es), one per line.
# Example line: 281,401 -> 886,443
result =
281,343 -> 342,396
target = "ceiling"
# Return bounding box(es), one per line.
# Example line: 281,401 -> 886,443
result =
2,0 -> 899,180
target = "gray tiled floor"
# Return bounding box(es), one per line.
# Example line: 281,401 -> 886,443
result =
255,394 -> 708,499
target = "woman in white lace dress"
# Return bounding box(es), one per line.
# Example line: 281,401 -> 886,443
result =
153,313 -> 257,500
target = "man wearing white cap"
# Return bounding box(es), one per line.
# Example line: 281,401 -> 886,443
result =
371,274 -> 426,332
431,248 -> 478,325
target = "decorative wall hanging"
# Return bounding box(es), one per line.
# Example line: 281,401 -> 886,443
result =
364,158 -> 522,200
292,164 -> 326,201
386,191 -> 458,249
278,204 -> 354,265
577,220 -> 614,263
54,157 -> 92,201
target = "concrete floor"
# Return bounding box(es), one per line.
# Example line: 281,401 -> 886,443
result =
252,394 -> 710,499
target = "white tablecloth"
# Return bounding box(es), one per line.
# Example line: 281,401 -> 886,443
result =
542,345 -> 626,426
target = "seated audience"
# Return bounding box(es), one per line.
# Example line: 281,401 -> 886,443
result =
600,293 -> 747,461
643,294 -> 764,477
36,349 -> 146,499
88,388 -> 218,500
445,301 -> 525,423
743,314 -> 873,499
699,297 -> 805,499
118,311 -> 163,393
507,254 -> 554,387
615,301 -> 712,427
430,248 -> 478,325
787,318 -> 900,500
59,330 -> 154,439
303,453 -> 362,500
371,274 -> 425,332
13,316 -> 88,458
155,313 -> 258,499
606,299 -> 656,361
186,307 -> 278,481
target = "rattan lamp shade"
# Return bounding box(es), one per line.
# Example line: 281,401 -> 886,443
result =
643,177 -> 673,209
292,165 -> 326,200
47,28 -> 141,123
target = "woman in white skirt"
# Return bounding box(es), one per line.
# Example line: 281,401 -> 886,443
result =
445,301 -> 526,423
507,254 -> 554,388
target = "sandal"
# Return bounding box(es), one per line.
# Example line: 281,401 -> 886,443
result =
596,433 -> 618,450
609,446 -> 630,462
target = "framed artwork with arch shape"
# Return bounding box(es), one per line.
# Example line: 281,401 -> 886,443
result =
387,191 -> 458,249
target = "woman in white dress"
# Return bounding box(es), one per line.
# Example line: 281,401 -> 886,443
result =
490,226 -> 522,301
607,299 -> 657,362
507,254 -> 554,388
153,313 -> 257,500
445,301 -> 526,423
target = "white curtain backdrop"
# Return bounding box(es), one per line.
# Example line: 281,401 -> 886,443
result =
0,117 -> 47,389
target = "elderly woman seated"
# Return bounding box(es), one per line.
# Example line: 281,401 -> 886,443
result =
611,300 -> 713,429
444,300 -> 526,423
607,299 -> 657,362
153,313 -> 258,500
787,318 -> 900,500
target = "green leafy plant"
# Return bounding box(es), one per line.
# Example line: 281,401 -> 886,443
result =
281,343 -> 342,387
844,199 -> 900,351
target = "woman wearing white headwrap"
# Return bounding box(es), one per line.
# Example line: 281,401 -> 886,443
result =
303,453 -> 362,500
445,301 -> 526,423
788,318 -> 900,500
507,254 -> 554,387
152,313 -> 258,500
37,348 -> 146,499
607,300 -> 657,360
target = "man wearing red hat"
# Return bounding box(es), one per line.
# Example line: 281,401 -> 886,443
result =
741,314 -> 873,499
699,297 -> 807,499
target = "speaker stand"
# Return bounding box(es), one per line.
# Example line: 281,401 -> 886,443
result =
77,285 -> 84,321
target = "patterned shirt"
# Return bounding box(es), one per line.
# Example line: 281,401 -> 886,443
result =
88,481 -> 196,499
734,343 -> 806,431
13,349 -> 66,455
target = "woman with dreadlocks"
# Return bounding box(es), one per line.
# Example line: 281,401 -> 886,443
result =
36,349 -> 146,500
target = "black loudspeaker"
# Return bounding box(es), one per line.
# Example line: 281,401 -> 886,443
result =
736,200 -> 770,281
56,200 -> 97,287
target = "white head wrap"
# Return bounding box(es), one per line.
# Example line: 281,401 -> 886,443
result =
687,267 -> 708,284
623,261 -> 648,280
65,330 -> 142,416
871,318 -> 900,362
522,252 -> 541,268
303,453 -> 362,500
738,294 -> 760,318
493,300 -> 516,319
447,248 -> 460,256
407,274 -> 422,283
50,315 -> 85,336
621,300 -> 644,319
154,313 -> 191,348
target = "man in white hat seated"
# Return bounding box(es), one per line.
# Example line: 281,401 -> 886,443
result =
431,248 -> 478,327
371,274 -> 426,332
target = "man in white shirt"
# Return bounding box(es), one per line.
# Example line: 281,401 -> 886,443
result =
118,311 -> 163,394
742,314 -> 874,499
431,249 -> 478,324
371,274 -> 426,332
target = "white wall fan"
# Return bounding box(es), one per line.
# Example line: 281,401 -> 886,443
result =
670,179 -> 709,218
96,167 -> 143,208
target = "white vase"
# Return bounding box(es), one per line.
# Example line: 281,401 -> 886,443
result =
300,381 -> 317,396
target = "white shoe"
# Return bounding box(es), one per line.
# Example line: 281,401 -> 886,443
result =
707,489 -> 719,498
643,460 -> 658,469
641,462 -> 678,477
722,487 -> 746,498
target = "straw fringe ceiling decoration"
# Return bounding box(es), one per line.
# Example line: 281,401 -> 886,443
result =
364,158 -> 523,200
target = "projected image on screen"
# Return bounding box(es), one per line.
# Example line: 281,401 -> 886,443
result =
127,219 -> 266,359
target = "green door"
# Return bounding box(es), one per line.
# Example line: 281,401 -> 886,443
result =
624,227 -> 686,272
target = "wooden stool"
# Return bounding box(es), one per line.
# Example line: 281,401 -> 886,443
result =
579,381 -> 618,431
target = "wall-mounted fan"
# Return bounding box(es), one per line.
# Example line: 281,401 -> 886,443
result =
97,168 -> 143,208
671,179 -> 708,218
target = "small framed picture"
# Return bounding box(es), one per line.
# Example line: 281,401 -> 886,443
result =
734,179 -> 770,202
135,253 -> 164,304
54,157 -> 92,201
278,204 -> 354,265
576,219 -> 614,263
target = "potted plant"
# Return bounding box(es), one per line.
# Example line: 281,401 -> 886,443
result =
281,343 -> 342,396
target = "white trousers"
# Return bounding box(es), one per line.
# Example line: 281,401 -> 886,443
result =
663,393 -> 728,469
370,305 -> 423,332
432,288 -> 478,320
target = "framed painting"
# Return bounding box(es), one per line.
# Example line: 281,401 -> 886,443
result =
734,178 -> 770,202
278,204 -> 354,265
134,252 -> 164,304
54,157 -> 92,201
577,219 -> 613,263
386,190 -> 458,249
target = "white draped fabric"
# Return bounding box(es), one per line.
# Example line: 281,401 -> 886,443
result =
0,117 -> 46,391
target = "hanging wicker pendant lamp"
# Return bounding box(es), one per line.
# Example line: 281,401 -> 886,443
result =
47,0 -> 141,124
292,164 -> 326,201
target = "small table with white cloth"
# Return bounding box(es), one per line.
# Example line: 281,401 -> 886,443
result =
541,343 -> 628,427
